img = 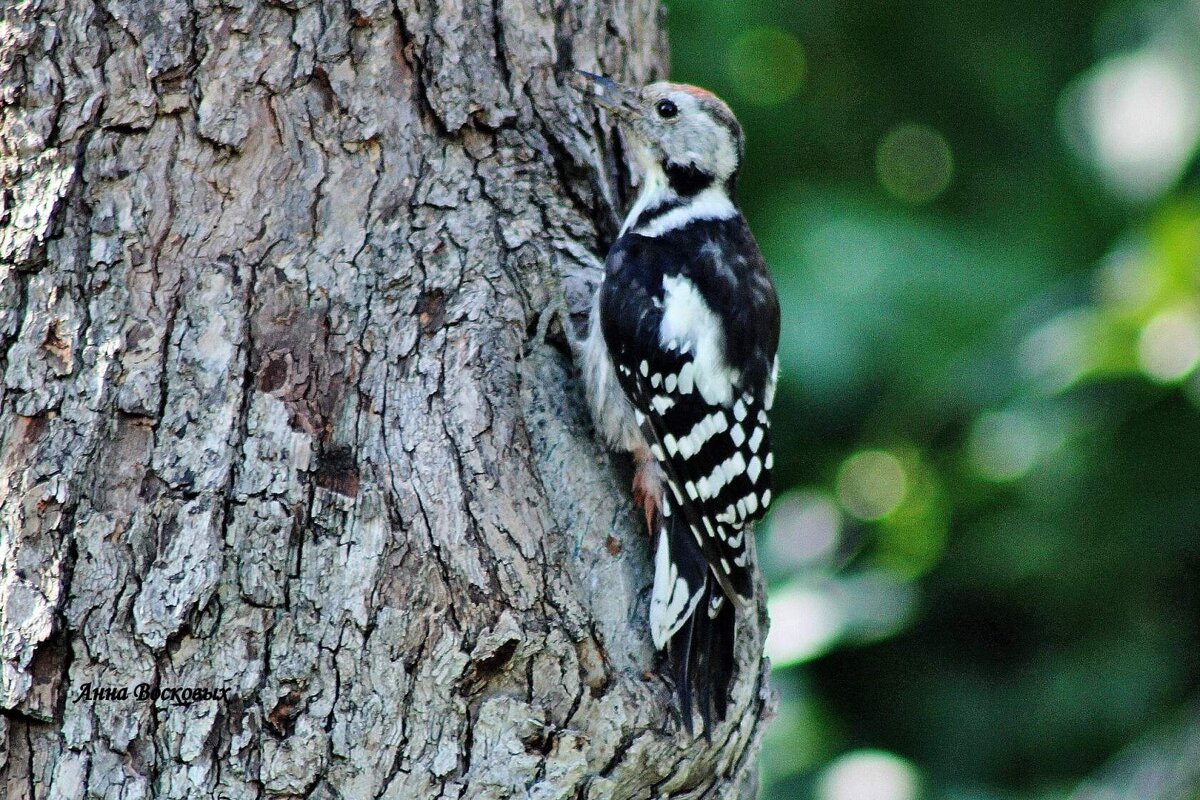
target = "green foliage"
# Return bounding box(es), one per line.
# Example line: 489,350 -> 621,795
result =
665,0 -> 1200,797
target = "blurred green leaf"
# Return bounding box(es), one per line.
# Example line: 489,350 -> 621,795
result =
665,1 -> 1200,798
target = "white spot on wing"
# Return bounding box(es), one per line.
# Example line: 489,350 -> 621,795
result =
730,423 -> 745,447
727,527 -> 744,548
659,275 -> 739,405
747,456 -> 762,483
748,427 -> 764,452
724,452 -> 746,484
706,461 -> 730,496
677,361 -> 695,395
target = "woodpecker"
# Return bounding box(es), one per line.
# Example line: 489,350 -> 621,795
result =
576,72 -> 780,734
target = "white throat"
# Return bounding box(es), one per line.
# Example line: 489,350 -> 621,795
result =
620,166 -> 669,236
620,164 -> 736,238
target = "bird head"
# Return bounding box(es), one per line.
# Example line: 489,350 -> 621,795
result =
574,72 -> 744,197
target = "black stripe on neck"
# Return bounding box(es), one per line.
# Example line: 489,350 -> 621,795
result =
663,160 -> 714,197
633,197 -> 684,230
724,170 -> 739,202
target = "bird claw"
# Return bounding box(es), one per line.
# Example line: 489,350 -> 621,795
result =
632,460 -> 660,535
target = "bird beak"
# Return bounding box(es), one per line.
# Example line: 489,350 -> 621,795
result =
572,70 -> 641,117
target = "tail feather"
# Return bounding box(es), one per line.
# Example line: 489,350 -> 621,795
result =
705,588 -> 735,725
680,579 -> 735,737
669,609 -> 697,733
652,496 -> 738,736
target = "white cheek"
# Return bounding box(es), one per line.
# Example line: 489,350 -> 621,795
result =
630,137 -> 658,177
681,120 -> 736,179
715,141 -> 736,179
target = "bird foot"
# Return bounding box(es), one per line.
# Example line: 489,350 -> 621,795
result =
632,459 -> 661,535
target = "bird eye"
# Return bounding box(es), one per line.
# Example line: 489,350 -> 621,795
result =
655,99 -> 678,119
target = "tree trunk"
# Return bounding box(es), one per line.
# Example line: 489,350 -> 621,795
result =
0,1 -> 772,797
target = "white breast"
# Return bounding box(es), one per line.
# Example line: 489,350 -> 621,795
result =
581,289 -> 647,455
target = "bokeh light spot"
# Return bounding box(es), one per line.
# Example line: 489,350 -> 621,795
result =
765,584 -> 844,666
1137,306 -> 1200,382
727,27 -> 806,106
875,124 -> 954,205
969,410 -> 1044,482
1018,309 -> 1101,392
837,450 -> 907,521
1059,50 -> 1200,202
817,750 -> 922,800
1096,248 -> 1160,312
766,490 -> 842,569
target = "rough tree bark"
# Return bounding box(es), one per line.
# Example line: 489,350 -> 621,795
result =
0,1 -> 773,798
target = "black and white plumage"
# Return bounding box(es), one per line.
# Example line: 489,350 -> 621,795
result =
577,74 -> 780,734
